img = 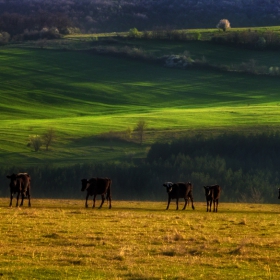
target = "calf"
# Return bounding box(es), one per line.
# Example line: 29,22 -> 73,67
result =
6,173 -> 31,207
204,185 -> 221,212
81,177 -> 112,209
163,181 -> 195,210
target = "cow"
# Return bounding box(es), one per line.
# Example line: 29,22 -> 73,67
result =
203,185 -> 221,212
163,181 -> 195,210
6,173 -> 31,207
81,177 -> 112,209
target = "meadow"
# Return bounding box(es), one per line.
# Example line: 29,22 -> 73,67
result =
0,199 -> 279,279
1,29 -> 280,166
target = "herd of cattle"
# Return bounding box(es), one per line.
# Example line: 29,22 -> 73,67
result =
6,173 -> 280,211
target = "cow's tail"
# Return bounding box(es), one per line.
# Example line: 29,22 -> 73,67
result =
106,179 -> 112,204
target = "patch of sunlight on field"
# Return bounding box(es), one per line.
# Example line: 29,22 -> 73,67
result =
1,104 -> 280,140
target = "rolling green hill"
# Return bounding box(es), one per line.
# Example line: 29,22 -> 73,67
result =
1,31 -> 280,167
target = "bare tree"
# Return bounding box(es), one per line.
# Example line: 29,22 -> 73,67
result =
134,120 -> 147,145
239,187 -> 263,203
43,128 -> 55,151
216,19 -> 231,31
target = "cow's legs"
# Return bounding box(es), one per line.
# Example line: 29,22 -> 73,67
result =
182,198 -> 187,210
189,196 -> 195,210
27,190 -> 31,207
107,196 -> 112,209
16,193 -> 20,207
214,199 -> 218,212
166,197 -> 171,210
176,198 -> 179,210
85,193 -> 90,208
92,195 -> 96,208
20,192 -> 25,206
99,195 -> 105,208
209,200 -> 212,212
9,193 -> 13,207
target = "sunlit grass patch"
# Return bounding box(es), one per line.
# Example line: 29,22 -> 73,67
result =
0,199 -> 279,279
1,46 -> 280,166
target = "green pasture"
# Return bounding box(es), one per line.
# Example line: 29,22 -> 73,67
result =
1,35 -> 280,166
65,31 -> 280,67
0,199 -> 279,279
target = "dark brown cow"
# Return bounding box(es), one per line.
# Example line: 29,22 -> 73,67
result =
163,181 -> 195,210
204,185 -> 221,212
81,177 -> 112,209
6,173 -> 31,207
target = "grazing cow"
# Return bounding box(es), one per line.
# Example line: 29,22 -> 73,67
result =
163,181 -> 195,210
81,177 -> 112,209
204,185 -> 221,212
6,173 -> 31,207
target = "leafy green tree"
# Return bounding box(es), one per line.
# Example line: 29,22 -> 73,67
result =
128,28 -> 141,38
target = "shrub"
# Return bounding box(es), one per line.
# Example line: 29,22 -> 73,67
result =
128,27 -> 141,38
193,32 -> 201,40
40,27 -> 61,39
60,27 -> 81,35
216,19 -> 231,31
163,54 -> 193,68
0,32 -> 10,45
269,66 -> 280,75
256,37 -> 266,49
28,135 -> 42,152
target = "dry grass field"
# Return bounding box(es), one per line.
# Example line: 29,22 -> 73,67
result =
0,199 -> 279,279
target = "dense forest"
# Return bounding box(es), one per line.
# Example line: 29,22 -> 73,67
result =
1,132 -> 280,204
0,0 -> 280,38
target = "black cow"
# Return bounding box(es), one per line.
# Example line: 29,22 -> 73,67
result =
204,185 -> 221,212
163,181 -> 195,210
6,173 -> 31,207
81,177 -> 112,209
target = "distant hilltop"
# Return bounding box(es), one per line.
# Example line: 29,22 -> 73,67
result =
0,0 -> 279,35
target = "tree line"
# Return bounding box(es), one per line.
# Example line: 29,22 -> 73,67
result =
1,0 -> 280,40
1,132 -> 280,204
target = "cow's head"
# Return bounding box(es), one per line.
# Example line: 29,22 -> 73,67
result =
163,182 -> 174,193
81,179 -> 89,191
6,173 -> 18,188
278,188 -> 280,199
204,186 -> 212,197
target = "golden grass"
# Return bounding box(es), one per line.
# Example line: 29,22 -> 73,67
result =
0,199 -> 279,279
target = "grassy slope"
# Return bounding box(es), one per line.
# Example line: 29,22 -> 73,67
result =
1,31 -> 280,166
0,199 -> 279,279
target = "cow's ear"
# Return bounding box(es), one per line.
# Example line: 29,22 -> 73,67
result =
6,175 -> 11,178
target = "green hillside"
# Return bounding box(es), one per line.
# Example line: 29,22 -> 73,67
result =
1,31 -> 280,167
